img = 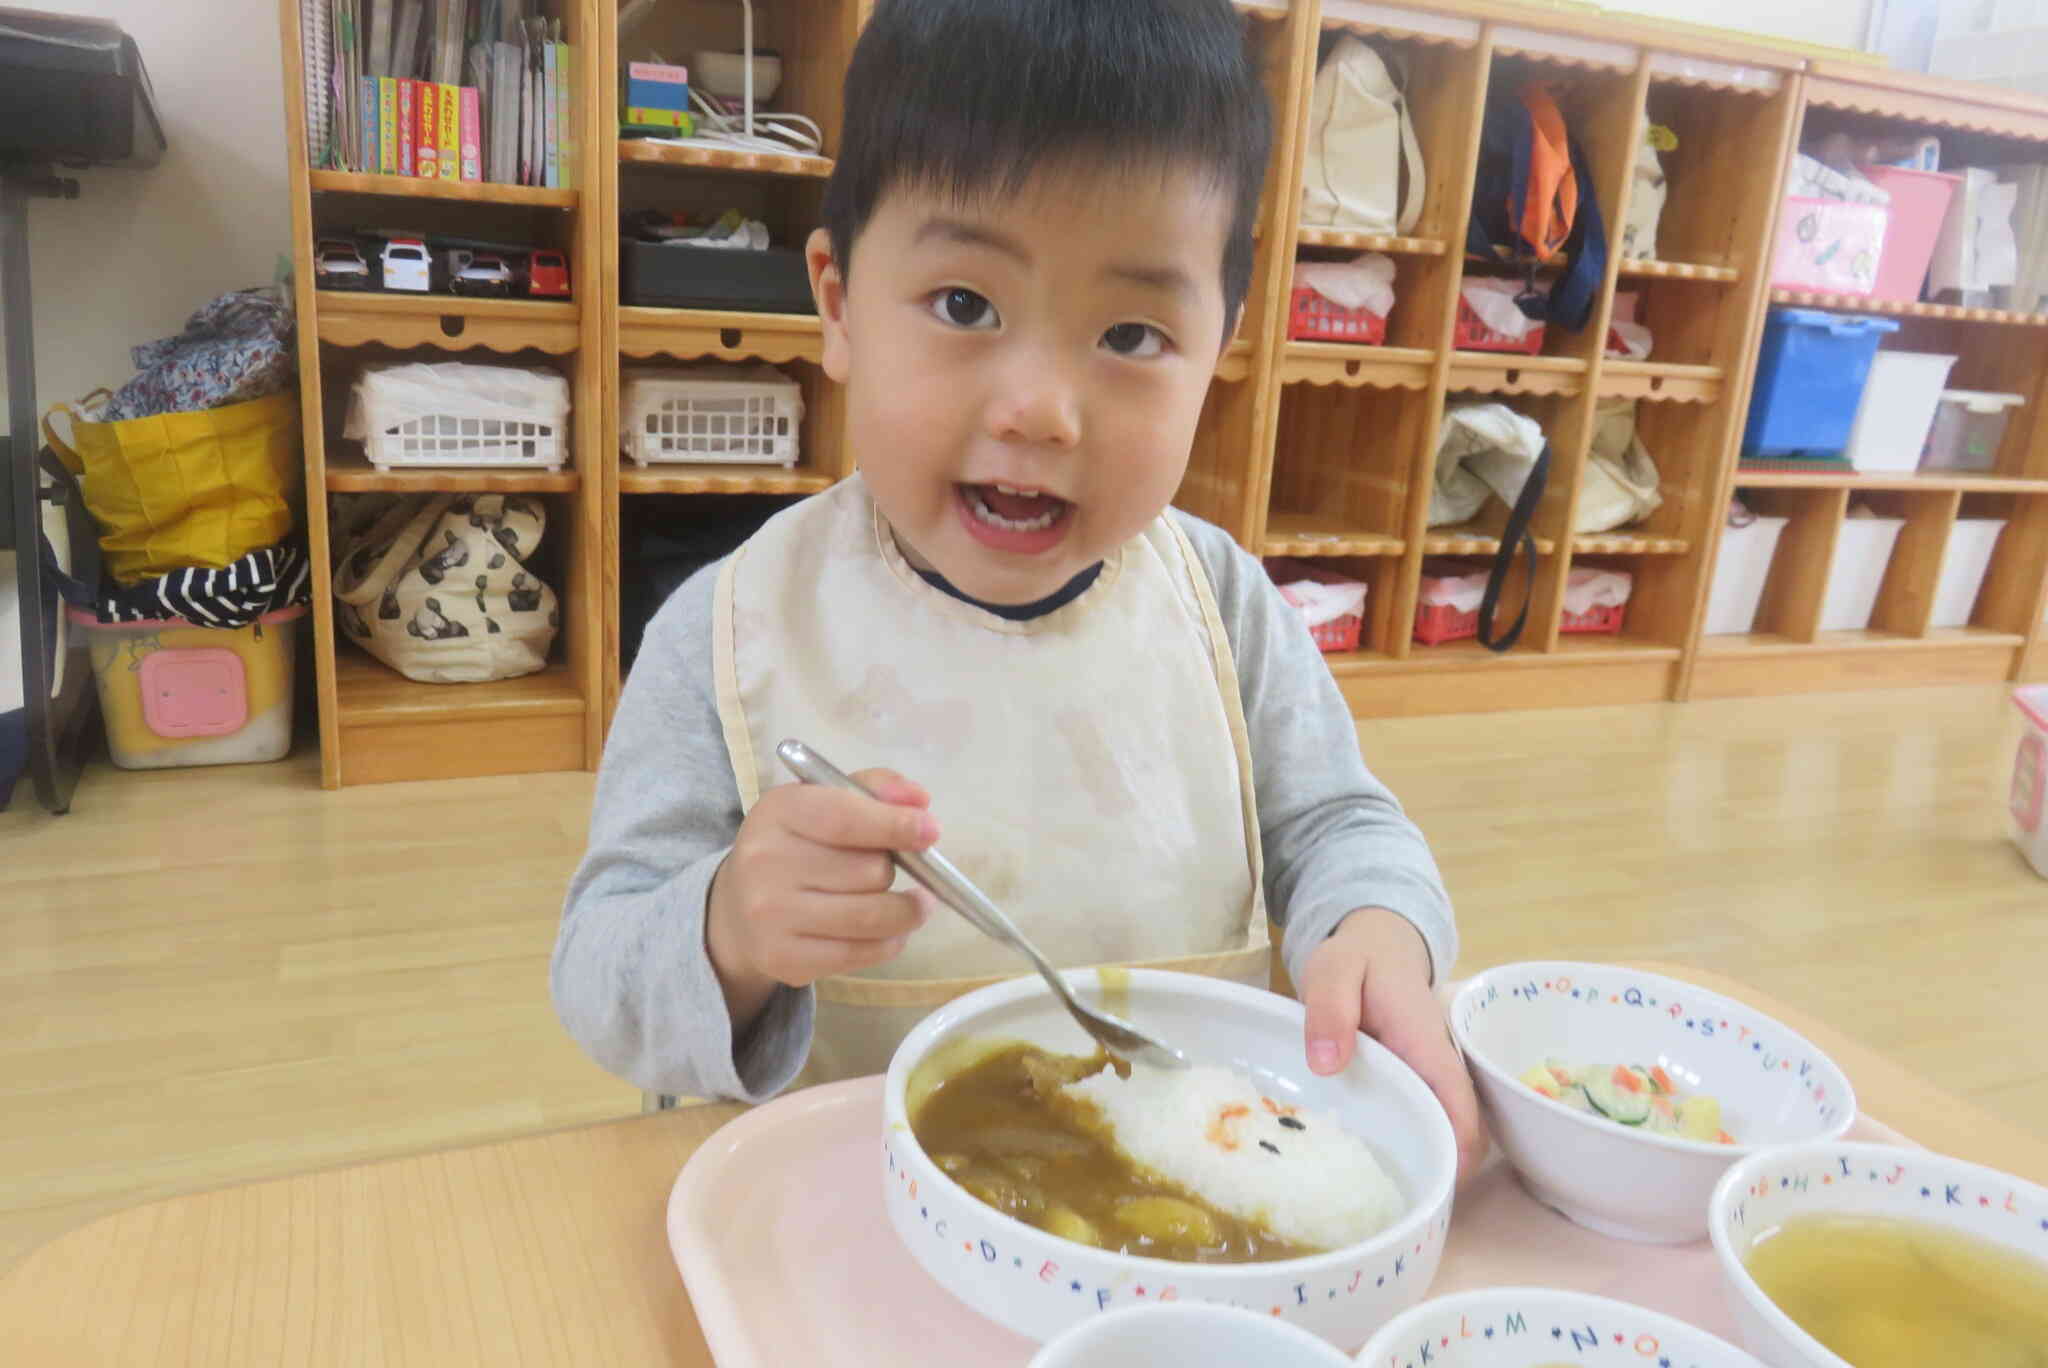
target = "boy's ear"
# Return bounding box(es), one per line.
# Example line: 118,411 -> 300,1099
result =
807,227 -> 852,383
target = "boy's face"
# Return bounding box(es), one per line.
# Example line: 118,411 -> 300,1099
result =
808,164 -> 1234,605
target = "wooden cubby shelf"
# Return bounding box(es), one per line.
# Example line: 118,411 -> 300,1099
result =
1296,227 -> 1447,256
308,169 -> 579,209
1767,289 -> 2048,328
1279,343 -> 1435,389
314,293 -> 581,355
324,451 -> 581,493
617,139 -> 833,179
275,0 -> 2048,781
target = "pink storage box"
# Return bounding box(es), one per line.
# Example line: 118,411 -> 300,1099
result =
1771,196 -> 1888,296
1266,558 -> 1368,653
1859,164 -> 1962,303
2014,686 -> 2048,879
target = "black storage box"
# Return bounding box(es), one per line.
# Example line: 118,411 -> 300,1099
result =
620,239 -> 816,314
0,10 -> 165,168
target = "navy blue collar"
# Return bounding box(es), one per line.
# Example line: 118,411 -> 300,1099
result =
915,562 -> 1105,621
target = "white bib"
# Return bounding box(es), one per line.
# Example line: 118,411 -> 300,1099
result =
713,476 -> 1269,1083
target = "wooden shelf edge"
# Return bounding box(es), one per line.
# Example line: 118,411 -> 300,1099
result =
1572,534 -> 1692,555
1767,288 -> 2048,329
1279,343 -> 1435,390
1617,258 -> 1739,283
1446,352 -> 1586,397
1596,361 -> 1723,404
1732,470 -> 2048,494
1422,528 -> 1560,556
1296,227 -> 1448,255
1699,628 -> 2028,656
618,139 -> 834,179
308,169 -> 578,208
324,451 -> 580,493
619,465 -> 836,496
618,307 -> 824,363
1328,639 -> 1680,674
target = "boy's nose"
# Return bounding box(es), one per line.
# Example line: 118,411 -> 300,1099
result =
985,347 -> 1082,450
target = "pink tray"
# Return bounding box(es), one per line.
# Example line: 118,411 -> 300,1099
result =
667,1075 -> 1909,1366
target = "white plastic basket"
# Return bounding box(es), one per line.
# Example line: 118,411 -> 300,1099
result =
347,362 -> 571,471
366,413 -> 564,470
623,364 -> 803,467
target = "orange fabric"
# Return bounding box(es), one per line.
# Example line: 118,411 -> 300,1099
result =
1515,83 -> 1577,262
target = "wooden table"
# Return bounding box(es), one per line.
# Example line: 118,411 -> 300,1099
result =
6,964 -> 2045,1365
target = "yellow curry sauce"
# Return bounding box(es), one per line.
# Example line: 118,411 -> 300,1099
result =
909,1043 -> 1319,1265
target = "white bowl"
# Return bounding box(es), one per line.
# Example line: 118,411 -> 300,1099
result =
1709,1140 -> 2048,1368
1030,1302 -> 1354,1367
1355,1287 -> 1768,1367
1450,963 -> 1856,1243
884,969 -> 1459,1348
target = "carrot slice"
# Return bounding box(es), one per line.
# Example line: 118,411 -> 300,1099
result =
1612,1066 -> 1643,1093
1650,1066 -> 1677,1095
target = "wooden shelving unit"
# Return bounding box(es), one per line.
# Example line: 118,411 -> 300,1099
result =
276,0 -> 2048,786
278,0 -> 606,787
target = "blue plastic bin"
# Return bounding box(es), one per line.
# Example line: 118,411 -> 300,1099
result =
1741,308 -> 1901,458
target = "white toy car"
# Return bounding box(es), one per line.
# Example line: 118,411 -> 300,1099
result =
380,238 -> 430,292
314,238 -> 370,289
449,251 -> 514,297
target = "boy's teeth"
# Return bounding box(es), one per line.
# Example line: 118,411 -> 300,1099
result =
966,485 -> 1060,533
995,483 -> 1026,496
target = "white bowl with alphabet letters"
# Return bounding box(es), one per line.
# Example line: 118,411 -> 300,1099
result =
884,969 -> 1459,1349
1354,1288 -> 1768,1368
1450,963 -> 1856,1245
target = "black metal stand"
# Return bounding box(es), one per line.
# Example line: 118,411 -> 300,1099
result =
4,165 -> 98,814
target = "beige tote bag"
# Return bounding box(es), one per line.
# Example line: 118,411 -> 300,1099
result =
1300,36 -> 1426,235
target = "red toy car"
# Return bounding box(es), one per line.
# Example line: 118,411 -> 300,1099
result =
527,249 -> 571,298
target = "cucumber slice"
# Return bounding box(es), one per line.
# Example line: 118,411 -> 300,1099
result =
1583,1072 -> 1651,1125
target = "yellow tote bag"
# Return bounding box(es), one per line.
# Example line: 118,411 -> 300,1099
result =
44,390 -> 303,586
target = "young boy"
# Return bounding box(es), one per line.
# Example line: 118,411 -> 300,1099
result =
555,0 -> 1481,1173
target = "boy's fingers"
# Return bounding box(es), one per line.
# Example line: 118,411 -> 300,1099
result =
1363,987 -> 1488,1179
787,890 -> 929,943
847,768 -> 931,809
780,783 -> 940,852
1298,942 -> 1369,1077
770,931 -> 913,985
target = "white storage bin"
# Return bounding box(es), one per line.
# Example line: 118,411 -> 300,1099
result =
1928,518 -> 2006,629
1703,513 -> 1789,635
1843,351 -> 1957,472
1818,515 -> 1905,631
623,364 -> 803,467
1921,390 -> 2024,472
346,362 -> 571,471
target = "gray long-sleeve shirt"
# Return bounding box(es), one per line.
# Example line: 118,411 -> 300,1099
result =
551,508 -> 1455,1103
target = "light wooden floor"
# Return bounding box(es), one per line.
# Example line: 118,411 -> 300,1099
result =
2,683 -> 2042,1273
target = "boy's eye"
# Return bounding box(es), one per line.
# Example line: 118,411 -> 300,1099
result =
930,287 -> 1000,330
1101,322 -> 1166,357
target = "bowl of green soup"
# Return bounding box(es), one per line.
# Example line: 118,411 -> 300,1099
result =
1709,1140 -> 2048,1368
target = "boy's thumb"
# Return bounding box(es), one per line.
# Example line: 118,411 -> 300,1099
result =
1300,951 -> 1367,1077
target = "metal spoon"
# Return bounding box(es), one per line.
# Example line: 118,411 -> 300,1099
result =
775,739 -> 1191,1071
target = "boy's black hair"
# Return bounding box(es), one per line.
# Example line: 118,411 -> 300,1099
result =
822,0 -> 1271,338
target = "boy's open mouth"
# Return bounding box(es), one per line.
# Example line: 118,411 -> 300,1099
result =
955,482 -> 1074,553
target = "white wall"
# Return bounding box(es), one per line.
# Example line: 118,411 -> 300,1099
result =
0,0 -> 1880,419
0,0 -> 292,415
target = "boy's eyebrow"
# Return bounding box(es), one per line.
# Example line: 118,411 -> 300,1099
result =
914,216 -> 1196,299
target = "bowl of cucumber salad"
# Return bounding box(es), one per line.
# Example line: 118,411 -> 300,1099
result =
1451,963 -> 1856,1245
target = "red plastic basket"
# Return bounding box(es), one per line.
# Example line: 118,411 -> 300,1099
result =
1413,600 -> 1478,646
1454,296 -> 1544,354
1288,285 -> 1388,344
1560,601 -> 1627,635
1266,557 -> 1366,653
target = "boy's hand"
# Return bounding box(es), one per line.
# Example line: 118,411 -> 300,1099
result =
1299,907 -> 1487,1180
706,770 -> 939,1029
